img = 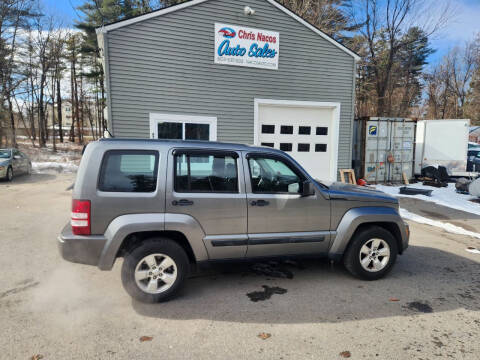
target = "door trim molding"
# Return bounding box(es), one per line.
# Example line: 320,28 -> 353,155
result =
149,113 -> 217,140
253,98 -> 341,182
205,234 -> 249,247
248,231 -> 331,245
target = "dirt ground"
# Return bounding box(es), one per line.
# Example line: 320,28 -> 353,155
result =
1,173 -> 480,360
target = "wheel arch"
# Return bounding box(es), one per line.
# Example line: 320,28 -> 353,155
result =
346,222 -> 403,254
328,207 -> 407,261
117,230 -> 196,265
98,213 -> 208,270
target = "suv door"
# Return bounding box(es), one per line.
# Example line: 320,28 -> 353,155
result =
166,149 -> 247,259
244,152 -> 331,257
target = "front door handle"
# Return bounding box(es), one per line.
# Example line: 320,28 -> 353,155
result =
172,199 -> 194,206
251,200 -> 269,207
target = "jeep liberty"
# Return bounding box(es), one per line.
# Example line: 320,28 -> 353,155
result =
58,139 -> 409,303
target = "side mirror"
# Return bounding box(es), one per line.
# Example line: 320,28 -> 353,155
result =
301,180 -> 315,197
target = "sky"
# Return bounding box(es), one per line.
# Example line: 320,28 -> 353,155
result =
44,0 -> 480,65
428,0 -> 480,63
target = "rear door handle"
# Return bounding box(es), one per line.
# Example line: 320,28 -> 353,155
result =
251,200 -> 269,207
172,199 -> 194,206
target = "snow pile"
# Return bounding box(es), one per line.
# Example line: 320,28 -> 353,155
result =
400,208 -> 480,239
32,161 -> 78,173
375,183 -> 480,216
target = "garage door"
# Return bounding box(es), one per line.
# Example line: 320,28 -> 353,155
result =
255,102 -> 339,181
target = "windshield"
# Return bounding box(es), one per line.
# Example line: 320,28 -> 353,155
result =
0,149 -> 11,159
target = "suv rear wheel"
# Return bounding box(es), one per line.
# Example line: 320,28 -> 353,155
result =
343,226 -> 398,280
121,238 -> 189,303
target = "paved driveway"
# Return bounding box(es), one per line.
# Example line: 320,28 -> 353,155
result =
1,174 -> 479,359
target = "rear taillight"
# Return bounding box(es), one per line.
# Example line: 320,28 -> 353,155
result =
71,199 -> 91,235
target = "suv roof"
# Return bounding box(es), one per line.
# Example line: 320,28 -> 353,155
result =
98,138 -> 284,154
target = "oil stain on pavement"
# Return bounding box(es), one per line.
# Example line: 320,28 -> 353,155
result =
405,301 -> 434,313
250,260 -> 306,279
247,285 -> 287,302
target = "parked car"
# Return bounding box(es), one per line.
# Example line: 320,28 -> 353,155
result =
58,139 -> 409,303
0,148 -> 32,181
467,148 -> 480,171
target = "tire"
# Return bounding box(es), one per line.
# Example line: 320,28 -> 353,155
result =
121,237 -> 190,303
343,226 -> 398,280
6,167 -> 13,182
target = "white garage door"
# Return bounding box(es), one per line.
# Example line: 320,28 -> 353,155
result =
255,101 -> 339,181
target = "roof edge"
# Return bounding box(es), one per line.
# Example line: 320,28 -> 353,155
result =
95,0 -> 209,34
95,0 -> 360,61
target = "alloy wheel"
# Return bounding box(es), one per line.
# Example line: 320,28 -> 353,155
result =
359,238 -> 390,272
134,253 -> 177,294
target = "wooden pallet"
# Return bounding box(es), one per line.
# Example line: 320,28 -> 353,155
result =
339,169 -> 356,184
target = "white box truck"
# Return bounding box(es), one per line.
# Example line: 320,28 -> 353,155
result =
415,119 -> 470,176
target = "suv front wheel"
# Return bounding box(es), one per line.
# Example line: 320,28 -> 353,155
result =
343,226 -> 398,280
121,238 -> 189,303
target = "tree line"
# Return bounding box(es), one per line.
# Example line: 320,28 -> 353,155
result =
1,0 -> 480,149
0,0 -> 107,148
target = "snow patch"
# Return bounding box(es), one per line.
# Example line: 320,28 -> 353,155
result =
400,208 -> 480,239
32,161 -> 78,173
375,183 -> 480,216
466,247 -> 480,254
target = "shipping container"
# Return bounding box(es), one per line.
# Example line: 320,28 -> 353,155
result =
353,118 -> 415,183
414,119 -> 470,175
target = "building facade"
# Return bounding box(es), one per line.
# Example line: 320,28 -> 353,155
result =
97,0 -> 358,181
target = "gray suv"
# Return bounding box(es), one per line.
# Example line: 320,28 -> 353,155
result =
59,139 -> 409,303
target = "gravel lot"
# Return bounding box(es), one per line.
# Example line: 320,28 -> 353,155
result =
1,173 -> 480,359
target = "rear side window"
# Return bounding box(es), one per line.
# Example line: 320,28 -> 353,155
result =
98,150 -> 159,192
175,152 -> 238,193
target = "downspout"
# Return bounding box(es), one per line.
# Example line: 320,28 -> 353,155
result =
350,58 -> 357,177
98,30 -> 114,136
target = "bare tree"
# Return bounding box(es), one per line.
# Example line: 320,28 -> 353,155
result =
278,0 -> 358,39
450,43 -> 477,117
50,29 -> 66,143
0,0 -> 35,147
33,15 -> 55,147
348,0 -> 451,116
425,38 -> 480,120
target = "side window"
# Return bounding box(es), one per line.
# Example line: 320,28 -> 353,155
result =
175,152 -> 238,193
98,150 -> 159,192
248,156 -> 303,194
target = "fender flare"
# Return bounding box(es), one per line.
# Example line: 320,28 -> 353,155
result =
328,206 -> 407,260
97,213 -> 208,270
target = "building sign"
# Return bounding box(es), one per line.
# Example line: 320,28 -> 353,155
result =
214,23 -> 279,70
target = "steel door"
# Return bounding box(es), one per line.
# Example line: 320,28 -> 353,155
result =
165,149 -> 248,259
243,152 -> 331,257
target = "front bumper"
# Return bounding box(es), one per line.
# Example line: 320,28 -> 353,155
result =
58,223 -> 107,267
0,166 -> 7,178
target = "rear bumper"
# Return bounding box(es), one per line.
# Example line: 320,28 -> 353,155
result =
58,224 -> 107,267
401,222 -> 410,252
